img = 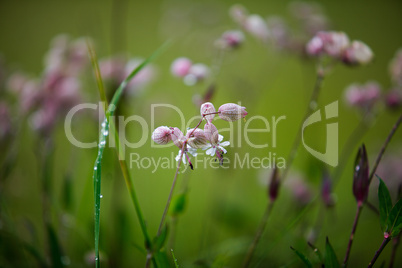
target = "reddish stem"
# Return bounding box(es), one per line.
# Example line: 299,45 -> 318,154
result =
343,203 -> 363,267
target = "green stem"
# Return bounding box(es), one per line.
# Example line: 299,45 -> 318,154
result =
242,201 -> 275,268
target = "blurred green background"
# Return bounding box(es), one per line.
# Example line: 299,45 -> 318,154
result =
1,0 -> 402,267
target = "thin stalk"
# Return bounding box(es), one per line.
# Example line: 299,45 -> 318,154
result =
368,113 -> 402,184
282,68 -> 325,181
389,233 -> 401,268
343,203 -> 363,267
242,201 -> 275,268
368,237 -> 391,268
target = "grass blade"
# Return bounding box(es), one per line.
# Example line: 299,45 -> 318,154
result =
88,40 -> 170,267
290,246 -> 313,268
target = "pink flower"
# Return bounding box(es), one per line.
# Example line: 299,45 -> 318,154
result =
306,31 -> 350,58
345,82 -> 381,109
218,103 -> 248,121
385,89 -> 402,109
215,30 -> 245,49
203,134 -> 230,160
200,102 -> 216,122
171,57 -> 192,78
342,40 -> 374,65
171,127 -> 186,149
152,126 -> 172,145
184,63 -> 210,86
244,14 -> 270,42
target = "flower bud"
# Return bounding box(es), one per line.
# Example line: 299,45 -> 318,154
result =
171,57 -> 192,78
268,166 -> 280,201
200,102 -> 216,122
389,49 -> 402,86
215,30 -> 245,49
306,36 -> 324,56
342,40 -> 373,66
306,31 -> 349,58
171,127 -> 185,149
385,89 -> 402,109
244,14 -> 270,42
218,103 -> 248,121
152,126 -> 172,145
186,128 -> 209,149
204,122 -> 219,145
344,81 -> 381,109
353,144 -> 369,204
321,172 -> 335,207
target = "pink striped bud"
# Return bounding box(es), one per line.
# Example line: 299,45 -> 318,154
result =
218,103 -> 248,121
342,40 -> 373,66
200,102 -> 216,122
204,122 -> 219,145
171,127 -> 185,149
171,57 -> 192,78
151,126 -> 172,145
186,128 -> 209,149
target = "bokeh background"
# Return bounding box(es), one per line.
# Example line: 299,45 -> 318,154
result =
1,0 -> 402,267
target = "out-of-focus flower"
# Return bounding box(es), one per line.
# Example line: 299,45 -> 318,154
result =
344,81 -> 381,109
266,16 -> 290,50
353,144 -> 369,205
284,173 -> 313,206
6,72 -> 30,94
321,172 -> 336,207
306,31 -> 350,58
0,102 -> 12,142
218,103 -> 248,121
385,89 -> 402,109
289,1 -> 330,36
389,49 -> 402,86
184,63 -> 210,86
229,4 -> 248,25
215,30 -> 245,50
171,57 -> 192,78
99,56 -> 127,82
374,151 -> 402,198
125,58 -> 156,94
152,126 -> 172,145
342,40 -> 374,66
268,166 -> 280,201
244,14 -> 270,42
200,102 -> 216,122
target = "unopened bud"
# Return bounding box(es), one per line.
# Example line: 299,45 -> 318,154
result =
200,102 -> 216,122
186,128 -> 209,149
171,127 -> 185,149
215,30 -> 245,49
353,144 -> 369,204
151,126 -> 172,145
218,103 -> 248,121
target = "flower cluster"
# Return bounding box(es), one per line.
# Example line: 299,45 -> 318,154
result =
170,57 -> 210,86
152,102 -> 247,168
344,81 -> 381,111
99,56 -> 155,96
7,35 -> 89,136
306,31 -> 373,65
214,30 -> 245,50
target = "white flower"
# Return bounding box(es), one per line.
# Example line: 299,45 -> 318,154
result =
203,135 -> 230,156
175,145 -> 198,163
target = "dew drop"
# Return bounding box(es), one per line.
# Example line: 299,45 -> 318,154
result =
100,194 -> 103,198
94,166 -> 98,170
103,130 -> 109,136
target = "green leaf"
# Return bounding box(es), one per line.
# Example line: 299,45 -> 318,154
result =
169,193 -> 187,216
386,198 -> 402,237
290,247 -> 313,268
153,224 -> 169,252
171,249 -> 179,268
377,176 -> 393,232
324,237 -> 340,268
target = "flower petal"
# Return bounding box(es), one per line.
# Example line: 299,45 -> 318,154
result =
219,146 -> 227,154
206,147 -> 216,156
220,141 -> 230,147
218,134 -> 224,142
